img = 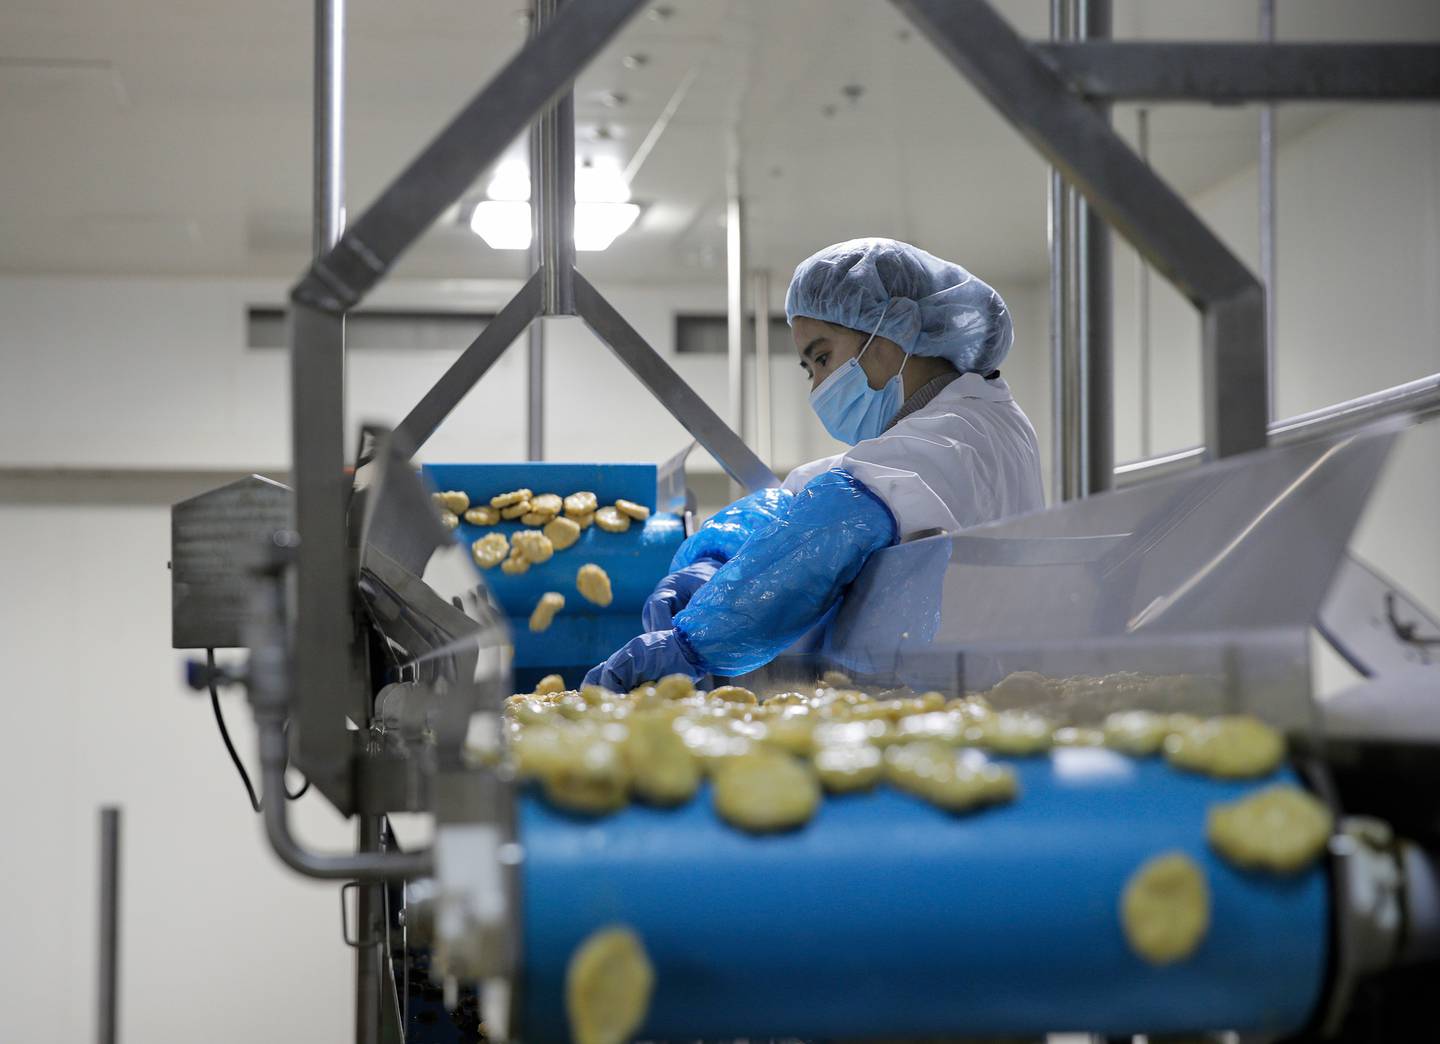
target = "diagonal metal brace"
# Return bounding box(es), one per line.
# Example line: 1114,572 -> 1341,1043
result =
573,272 -> 779,493
893,0 -> 1268,458
290,0 -> 645,315
394,270 -> 545,454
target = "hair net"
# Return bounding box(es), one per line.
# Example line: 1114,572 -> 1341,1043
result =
785,237 -> 1013,374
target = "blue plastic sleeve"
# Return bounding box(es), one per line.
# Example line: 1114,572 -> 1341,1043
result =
670,487 -> 795,570
674,468 -> 896,676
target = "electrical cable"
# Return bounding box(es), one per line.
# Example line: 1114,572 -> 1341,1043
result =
207,648 -> 311,810
207,648 -> 261,813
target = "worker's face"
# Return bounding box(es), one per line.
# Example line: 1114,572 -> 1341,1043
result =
793,316 -> 905,394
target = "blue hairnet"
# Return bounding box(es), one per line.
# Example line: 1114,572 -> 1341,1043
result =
785,237 -> 1013,374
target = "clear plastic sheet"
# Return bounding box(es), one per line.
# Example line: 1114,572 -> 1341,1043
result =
675,468 -> 896,677
642,559 -> 723,631
669,486 -> 794,570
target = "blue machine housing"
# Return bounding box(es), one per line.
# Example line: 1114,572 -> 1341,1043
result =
422,463 -> 685,689
520,753 -> 1329,1041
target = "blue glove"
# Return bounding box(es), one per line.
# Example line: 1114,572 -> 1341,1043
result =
641,558 -> 723,632
674,468 -> 896,677
670,487 -> 794,570
583,629 -> 704,693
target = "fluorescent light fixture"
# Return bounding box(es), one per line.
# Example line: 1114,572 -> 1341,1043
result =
469,200 -> 532,250
574,201 -> 641,250
470,158 -> 642,251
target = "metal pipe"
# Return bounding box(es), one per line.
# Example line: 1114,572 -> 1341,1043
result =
259,718 -> 433,880
291,0 -> 354,797
1259,0 -> 1279,421
753,269 -> 773,466
1077,0 -> 1113,495
532,0 -> 576,317
726,136 -> 747,459
313,0 -> 344,254
1115,371 -> 1440,484
97,807 -> 120,1044
1136,107 -> 1152,459
1047,0 -> 1072,504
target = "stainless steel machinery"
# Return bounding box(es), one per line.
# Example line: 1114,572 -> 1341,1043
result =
166,1 -> 1440,1040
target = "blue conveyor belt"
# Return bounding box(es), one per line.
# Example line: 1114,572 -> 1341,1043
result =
421,462 -> 686,674
520,752 -> 1328,1040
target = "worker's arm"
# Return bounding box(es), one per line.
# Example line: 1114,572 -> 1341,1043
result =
585,469 -> 895,690
641,486 -> 795,631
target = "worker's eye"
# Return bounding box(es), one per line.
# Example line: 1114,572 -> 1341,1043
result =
814,352 -> 829,369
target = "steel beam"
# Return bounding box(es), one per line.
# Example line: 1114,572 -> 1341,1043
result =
531,0 -> 577,316
291,0 -> 644,314
1037,42 -> 1440,103
895,0 -> 1267,458
394,271 -> 545,455
313,0 -> 345,255
97,807 -> 121,1044
289,301 -> 359,798
573,272 -> 779,493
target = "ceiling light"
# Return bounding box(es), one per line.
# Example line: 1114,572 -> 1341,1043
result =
574,202 -> 640,250
469,200 -> 532,250
470,159 -> 641,251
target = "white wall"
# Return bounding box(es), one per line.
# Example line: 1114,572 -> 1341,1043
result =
1108,106 -> 1440,689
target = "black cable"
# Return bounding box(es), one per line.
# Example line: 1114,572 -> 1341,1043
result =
208,648 -> 261,813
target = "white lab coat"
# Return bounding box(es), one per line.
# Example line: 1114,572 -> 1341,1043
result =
782,373 -> 1045,539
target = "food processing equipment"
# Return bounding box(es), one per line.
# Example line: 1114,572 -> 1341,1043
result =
161,0 -> 1440,1038
172,418 -> 1440,1042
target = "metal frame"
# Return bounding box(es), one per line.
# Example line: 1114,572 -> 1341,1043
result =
287,0 -> 777,806
895,0 -> 1270,470
892,0 -> 1440,491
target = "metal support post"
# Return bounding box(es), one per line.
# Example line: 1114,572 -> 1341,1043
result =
355,814 -> 384,1044
1135,109 -> 1152,459
1076,0 -> 1113,495
895,0 -> 1268,461
291,0 -> 355,801
97,807 -> 121,1044
1047,0 -> 1072,504
313,0 -> 344,256
1259,0 -> 1279,421
753,269 -> 773,466
532,0 -> 576,317
726,139 -> 747,453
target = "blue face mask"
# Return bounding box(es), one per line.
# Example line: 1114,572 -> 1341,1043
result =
808,306 -> 909,445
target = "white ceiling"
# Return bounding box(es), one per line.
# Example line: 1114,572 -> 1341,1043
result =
0,0 -> 1436,285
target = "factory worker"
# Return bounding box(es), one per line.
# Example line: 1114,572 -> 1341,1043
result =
585,237 -> 1044,691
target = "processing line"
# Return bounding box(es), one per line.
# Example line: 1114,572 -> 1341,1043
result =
173,419 -> 1440,1042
